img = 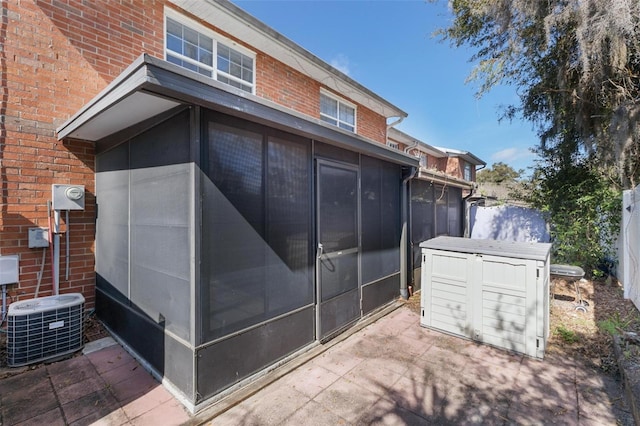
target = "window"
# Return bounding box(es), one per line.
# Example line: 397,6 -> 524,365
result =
165,11 -> 255,93
418,152 -> 427,168
463,162 -> 473,181
387,141 -> 399,150
320,91 -> 356,132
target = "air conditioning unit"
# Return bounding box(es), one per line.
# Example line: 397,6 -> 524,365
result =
7,293 -> 85,367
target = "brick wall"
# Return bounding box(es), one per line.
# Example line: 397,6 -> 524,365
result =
357,105 -> 387,144
2,0 -> 163,307
1,0 -> 392,307
445,157 -> 463,180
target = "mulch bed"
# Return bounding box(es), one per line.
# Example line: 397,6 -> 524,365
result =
549,277 -> 640,371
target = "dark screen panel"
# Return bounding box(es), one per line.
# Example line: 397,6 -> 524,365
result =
360,156 -> 401,284
129,112 -> 192,341
318,163 -> 358,252
448,186 -> 463,236
266,136 -> 313,314
95,142 -> 130,302
202,114 -> 313,343
410,179 -> 435,269
315,141 -> 359,165
435,185 -> 449,236
208,122 -> 264,234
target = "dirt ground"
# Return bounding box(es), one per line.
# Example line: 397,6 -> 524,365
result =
548,276 -> 640,372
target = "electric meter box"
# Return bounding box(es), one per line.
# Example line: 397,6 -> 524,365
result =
52,184 -> 85,210
0,255 -> 19,285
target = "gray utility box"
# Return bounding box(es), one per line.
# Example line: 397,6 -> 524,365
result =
420,236 -> 552,359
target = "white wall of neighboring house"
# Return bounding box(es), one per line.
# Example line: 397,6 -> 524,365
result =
470,205 -> 550,243
620,185 -> 640,311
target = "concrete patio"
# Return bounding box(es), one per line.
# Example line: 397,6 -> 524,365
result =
0,304 -> 634,425
198,306 -> 633,425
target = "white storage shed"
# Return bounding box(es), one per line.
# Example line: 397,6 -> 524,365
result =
420,236 -> 552,359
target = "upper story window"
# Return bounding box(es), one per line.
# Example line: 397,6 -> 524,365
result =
418,152 -> 427,168
387,141 -> 399,150
320,90 -> 356,132
165,10 -> 255,93
463,162 -> 473,181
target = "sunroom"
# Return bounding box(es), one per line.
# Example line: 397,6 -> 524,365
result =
57,55 -> 418,411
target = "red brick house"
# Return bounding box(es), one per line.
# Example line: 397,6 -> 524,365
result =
1,0 -> 483,410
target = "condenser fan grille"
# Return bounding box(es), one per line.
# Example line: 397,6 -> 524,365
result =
7,294 -> 84,367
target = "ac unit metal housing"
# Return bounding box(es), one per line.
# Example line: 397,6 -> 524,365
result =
7,293 -> 85,367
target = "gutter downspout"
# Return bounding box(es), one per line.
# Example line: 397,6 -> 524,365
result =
403,139 -> 419,155
387,116 -> 404,132
400,166 -> 417,299
462,163 -> 485,238
386,116 -> 404,144
463,189 -> 478,238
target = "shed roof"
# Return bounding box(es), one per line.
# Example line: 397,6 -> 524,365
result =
420,236 -> 551,261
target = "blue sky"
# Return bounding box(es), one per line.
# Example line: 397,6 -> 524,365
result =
233,0 -> 539,174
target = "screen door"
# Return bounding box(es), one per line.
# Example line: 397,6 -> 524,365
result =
316,159 -> 360,340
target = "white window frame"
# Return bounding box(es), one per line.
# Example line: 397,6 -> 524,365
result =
319,89 -> 357,133
164,8 -> 256,94
418,152 -> 427,168
387,141 -> 399,150
463,161 -> 473,181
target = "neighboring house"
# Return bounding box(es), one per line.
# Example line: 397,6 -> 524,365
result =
387,128 -> 485,289
1,0 -> 483,412
436,146 -> 486,184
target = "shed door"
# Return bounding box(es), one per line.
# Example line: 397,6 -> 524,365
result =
316,160 -> 360,340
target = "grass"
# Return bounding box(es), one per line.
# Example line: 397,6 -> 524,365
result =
555,325 -> 580,344
598,312 -> 633,336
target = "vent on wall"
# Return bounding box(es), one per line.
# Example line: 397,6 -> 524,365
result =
7,293 -> 85,367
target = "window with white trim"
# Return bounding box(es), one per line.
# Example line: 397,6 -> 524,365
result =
463,162 -> 473,181
320,91 -> 356,132
387,141 -> 399,150
418,152 -> 427,168
165,11 -> 255,93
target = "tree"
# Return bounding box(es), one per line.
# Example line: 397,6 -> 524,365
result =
437,0 -> 640,189
476,162 -> 522,183
436,0 -> 632,271
518,152 -> 621,276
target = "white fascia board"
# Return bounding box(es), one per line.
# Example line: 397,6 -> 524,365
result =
388,127 -> 446,157
435,146 -> 486,166
168,0 -> 407,119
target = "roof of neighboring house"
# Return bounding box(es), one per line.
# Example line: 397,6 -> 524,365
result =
435,147 -> 486,166
169,0 -> 407,120
387,128 -> 446,157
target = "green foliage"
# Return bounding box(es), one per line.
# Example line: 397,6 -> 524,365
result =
434,0 -> 633,271
555,325 -> 579,344
476,162 -> 523,184
598,312 -> 633,336
517,155 -> 621,276
434,0 -> 640,189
